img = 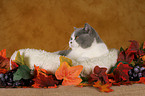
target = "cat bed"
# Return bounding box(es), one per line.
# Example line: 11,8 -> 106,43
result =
10,48 -> 118,76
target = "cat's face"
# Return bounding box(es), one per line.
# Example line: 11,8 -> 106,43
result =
69,23 -> 103,49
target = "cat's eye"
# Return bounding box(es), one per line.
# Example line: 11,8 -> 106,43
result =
75,36 -> 79,39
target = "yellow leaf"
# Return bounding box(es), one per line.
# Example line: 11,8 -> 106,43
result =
14,51 -> 25,65
59,56 -> 72,66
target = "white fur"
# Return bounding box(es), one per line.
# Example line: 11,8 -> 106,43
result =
10,49 -> 61,74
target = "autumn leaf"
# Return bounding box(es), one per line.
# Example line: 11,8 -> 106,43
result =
13,65 -> 32,81
117,49 -> 135,64
55,61 -> 83,86
32,73 -> 59,88
89,66 -> 109,84
59,56 -> 72,66
126,40 -> 139,54
11,61 -> 19,70
34,65 -> 48,77
0,56 -> 10,70
0,49 -> 6,58
14,51 -> 25,65
32,65 -> 61,88
113,62 -> 133,82
0,68 -> 7,74
136,77 -> 145,84
117,40 -> 145,64
93,80 -> 113,93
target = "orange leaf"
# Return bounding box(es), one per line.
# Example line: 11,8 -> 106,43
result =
93,81 -> 113,93
55,62 -> 83,86
93,80 -> 102,88
136,77 -> 145,84
11,61 -> 19,70
0,68 -> 7,74
99,83 -> 113,93
0,49 -> 6,58
34,65 -> 48,77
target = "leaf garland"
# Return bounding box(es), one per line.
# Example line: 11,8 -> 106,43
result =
0,40 -> 145,93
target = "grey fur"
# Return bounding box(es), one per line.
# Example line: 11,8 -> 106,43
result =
74,23 -> 103,48
58,50 -> 71,56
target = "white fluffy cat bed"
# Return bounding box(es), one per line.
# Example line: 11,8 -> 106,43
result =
10,48 -> 118,76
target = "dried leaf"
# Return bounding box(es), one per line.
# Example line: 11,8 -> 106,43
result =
0,68 -> 7,74
93,81 -> 113,93
117,40 -> 142,64
0,56 -> 10,70
55,62 -> 83,86
14,51 -> 24,65
0,49 -> 6,58
89,66 -> 109,84
136,77 -> 145,84
59,56 -> 72,66
11,61 -> 19,70
34,65 -> 48,77
32,73 -> 58,88
126,40 -> 139,54
113,62 -> 133,82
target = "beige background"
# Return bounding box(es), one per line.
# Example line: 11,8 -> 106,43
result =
0,0 -> 145,57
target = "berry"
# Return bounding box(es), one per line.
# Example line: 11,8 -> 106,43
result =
0,68 -> 34,87
128,65 -> 145,81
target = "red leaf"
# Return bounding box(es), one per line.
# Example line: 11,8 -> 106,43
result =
32,73 -> 59,88
0,56 -> 10,70
117,51 -> 134,64
89,66 -> 109,84
0,68 -> 7,74
11,61 -> 19,70
0,49 -> 6,58
113,62 -> 133,82
126,40 -> 139,54
32,65 -> 60,88
136,77 -> 145,84
117,40 -> 141,64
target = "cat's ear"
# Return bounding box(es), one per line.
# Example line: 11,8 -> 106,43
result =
84,23 -> 91,32
74,27 -> 77,30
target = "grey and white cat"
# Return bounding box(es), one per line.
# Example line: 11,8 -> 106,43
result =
10,23 -> 118,76
58,23 -> 109,60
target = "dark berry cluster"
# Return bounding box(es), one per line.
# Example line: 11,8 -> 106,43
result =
0,69 -> 33,87
128,65 -> 145,81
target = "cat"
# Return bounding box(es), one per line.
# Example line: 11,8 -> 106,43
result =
10,23 -> 118,76
58,23 -> 110,60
